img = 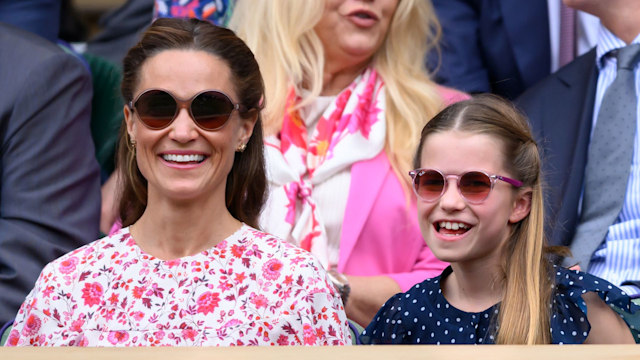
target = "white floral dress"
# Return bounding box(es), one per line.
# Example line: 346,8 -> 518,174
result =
7,225 -> 351,346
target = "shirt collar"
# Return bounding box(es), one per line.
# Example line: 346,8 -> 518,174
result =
596,24 -> 640,70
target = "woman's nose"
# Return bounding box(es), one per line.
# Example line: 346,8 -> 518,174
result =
168,108 -> 199,143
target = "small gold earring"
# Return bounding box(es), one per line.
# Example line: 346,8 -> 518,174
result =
236,143 -> 247,152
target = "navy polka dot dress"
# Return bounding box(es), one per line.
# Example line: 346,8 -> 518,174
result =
361,265 -> 639,344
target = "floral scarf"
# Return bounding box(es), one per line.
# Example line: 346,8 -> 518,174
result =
263,68 -> 386,268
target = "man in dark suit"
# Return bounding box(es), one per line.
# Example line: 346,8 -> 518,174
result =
517,0 -> 640,297
427,0 -> 551,100
0,23 -> 101,326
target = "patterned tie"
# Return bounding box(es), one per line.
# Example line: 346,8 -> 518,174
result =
559,4 -> 575,67
569,44 -> 640,269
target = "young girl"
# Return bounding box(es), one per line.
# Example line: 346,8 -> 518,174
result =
360,95 -> 639,344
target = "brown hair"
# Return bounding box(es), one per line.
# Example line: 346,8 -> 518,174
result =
118,17 -> 266,229
414,94 -> 552,344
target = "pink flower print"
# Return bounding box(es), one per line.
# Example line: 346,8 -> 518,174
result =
302,324 -> 317,345
7,329 -> 19,346
250,293 -> 268,309
154,331 -> 165,341
165,259 -> 180,268
182,328 -> 198,341
81,282 -> 103,307
42,285 -> 54,298
131,311 -> 145,322
107,330 -> 129,345
196,291 -> 220,315
284,182 -> 300,225
70,319 -> 84,332
280,90 -> 308,154
262,259 -> 283,280
21,314 -> 42,336
58,257 -> 78,274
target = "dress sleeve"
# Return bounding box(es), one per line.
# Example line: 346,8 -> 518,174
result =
551,266 -> 640,344
359,293 -> 407,344
271,251 -> 352,345
6,263 -> 66,346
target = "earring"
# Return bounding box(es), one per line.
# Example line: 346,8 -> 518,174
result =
236,143 -> 247,152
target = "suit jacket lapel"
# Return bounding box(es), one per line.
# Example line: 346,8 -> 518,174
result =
544,49 -> 598,246
338,151 -> 389,271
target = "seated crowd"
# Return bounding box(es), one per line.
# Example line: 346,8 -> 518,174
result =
1,0 -> 640,347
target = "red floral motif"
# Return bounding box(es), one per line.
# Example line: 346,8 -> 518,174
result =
262,259 -> 283,280
21,315 -> 41,336
196,291 -> 220,315
303,324 -> 317,345
81,282 -> 103,307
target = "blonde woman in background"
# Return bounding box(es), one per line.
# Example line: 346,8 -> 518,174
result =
231,0 -> 468,326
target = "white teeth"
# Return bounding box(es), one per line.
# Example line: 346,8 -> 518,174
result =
162,154 -> 205,163
439,221 -> 469,230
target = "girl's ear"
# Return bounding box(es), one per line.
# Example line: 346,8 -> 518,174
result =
509,188 -> 532,223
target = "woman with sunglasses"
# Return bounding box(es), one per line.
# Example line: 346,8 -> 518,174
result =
361,95 -> 638,344
6,18 -> 350,346
230,0 -> 468,327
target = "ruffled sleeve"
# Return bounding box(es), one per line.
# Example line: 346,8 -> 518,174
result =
551,266 -> 640,344
359,292 -> 408,344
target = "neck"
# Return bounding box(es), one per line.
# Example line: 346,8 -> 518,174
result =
320,56 -> 370,96
131,190 -> 241,260
595,4 -> 640,44
442,261 -> 504,313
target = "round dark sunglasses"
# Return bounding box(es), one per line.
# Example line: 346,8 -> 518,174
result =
129,89 -> 247,131
409,168 -> 523,204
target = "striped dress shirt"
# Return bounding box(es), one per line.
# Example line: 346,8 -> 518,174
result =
586,25 -> 640,297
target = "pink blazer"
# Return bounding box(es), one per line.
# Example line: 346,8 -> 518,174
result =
338,87 -> 469,291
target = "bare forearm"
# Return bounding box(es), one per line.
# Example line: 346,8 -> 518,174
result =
344,275 -> 401,327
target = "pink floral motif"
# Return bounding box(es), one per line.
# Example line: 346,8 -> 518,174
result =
58,256 -> 78,274
196,291 -> 220,315
81,282 -> 103,307
250,293 -> 268,309
107,331 -> 129,345
262,259 -> 283,281
6,226 -> 350,346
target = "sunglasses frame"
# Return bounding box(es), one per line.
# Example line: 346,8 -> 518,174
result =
129,88 -> 248,131
408,168 -> 523,204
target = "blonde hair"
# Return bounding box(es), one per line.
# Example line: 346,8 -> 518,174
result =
230,0 -> 444,184
415,95 -> 552,344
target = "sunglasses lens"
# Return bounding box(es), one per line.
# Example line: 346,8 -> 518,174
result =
191,91 -> 235,130
459,172 -> 492,203
414,170 -> 445,201
134,90 -> 177,129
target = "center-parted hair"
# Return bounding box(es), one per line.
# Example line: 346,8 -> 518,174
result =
118,17 -> 267,229
414,94 -> 552,344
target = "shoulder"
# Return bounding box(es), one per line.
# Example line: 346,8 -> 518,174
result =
550,265 -> 639,343
40,229 -> 132,280
240,226 -> 328,276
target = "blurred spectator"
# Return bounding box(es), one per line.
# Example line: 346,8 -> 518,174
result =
0,22 -> 101,326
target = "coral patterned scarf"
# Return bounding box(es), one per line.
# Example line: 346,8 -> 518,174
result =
262,68 -> 386,268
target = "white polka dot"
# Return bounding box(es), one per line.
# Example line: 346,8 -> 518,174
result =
391,334 -> 396,339
404,311 -> 409,316
414,318 -> 418,323
451,339 -> 456,344
459,327 -> 463,332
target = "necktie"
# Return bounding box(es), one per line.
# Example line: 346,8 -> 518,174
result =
569,44 -> 640,269
559,4 -> 575,67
